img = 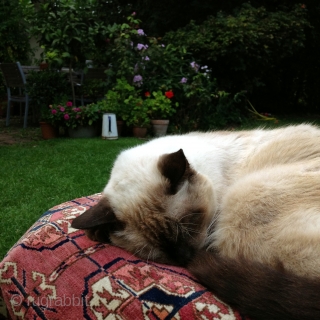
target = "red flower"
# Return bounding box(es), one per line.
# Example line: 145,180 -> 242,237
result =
145,91 -> 151,97
301,4 -> 306,8
165,90 -> 174,99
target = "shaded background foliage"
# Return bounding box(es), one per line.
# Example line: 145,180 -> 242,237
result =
127,0 -> 320,113
1,0 -> 320,127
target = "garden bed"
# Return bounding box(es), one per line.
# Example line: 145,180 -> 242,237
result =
0,118 -> 42,145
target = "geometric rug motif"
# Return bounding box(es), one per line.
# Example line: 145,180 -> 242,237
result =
0,194 -> 249,320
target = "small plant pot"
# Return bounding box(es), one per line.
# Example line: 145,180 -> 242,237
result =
132,126 -> 148,138
117,120 -> 124,136
151,119 -> 169,137
68,125 -> 98,138
40,122 -> 58,140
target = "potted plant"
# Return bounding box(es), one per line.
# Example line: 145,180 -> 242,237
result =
124,95 -> 150,138
101,78 -> 148,137
92,79 -> 132,136
144,90 -> 178,136
42,101 -> 102,138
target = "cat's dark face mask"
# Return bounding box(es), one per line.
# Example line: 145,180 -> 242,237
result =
71,149 -> 210,267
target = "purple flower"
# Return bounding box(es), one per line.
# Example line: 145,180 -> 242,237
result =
137,44 -> 143,50
180,77 -> 188,84
161,44 -> 165,47
190,61 -> 199,72
60,107 -> 65,112
143,56 -> 150,61
133,75 -> 143,86
132,12 -> 136,16
64,114 -> 70,120
137,43 -> 145,50
133,74 -> 143,82
137,29 -> 145,36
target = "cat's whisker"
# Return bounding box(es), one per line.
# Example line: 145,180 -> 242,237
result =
175,223 -> 179,243
127,244 -> 147,260
180,224 -> 201,234
206,214 -> 220,234
180,222 -> 197,230
177,212 -> 203,222
180,226 -> 197,241
146,248 -> 153,264
179,222 -> 199,227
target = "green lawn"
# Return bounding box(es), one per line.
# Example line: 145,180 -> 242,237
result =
1,114 -> 320,259
0,136 -> 143,259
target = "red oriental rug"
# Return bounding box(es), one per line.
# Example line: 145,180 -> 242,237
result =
0,194 -> 248,320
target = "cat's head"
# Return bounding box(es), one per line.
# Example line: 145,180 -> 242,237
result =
72,149 -> 215,266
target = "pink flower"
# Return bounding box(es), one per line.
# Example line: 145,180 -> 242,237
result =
51,109 -> 57,114
66,101 -> 73,107
60,107 -> 65,112
64,114 -> 70,120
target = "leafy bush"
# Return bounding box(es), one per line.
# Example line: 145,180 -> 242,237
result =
163,3 -> 310,113
0,0 -> 33,100
98,13 -> 246,131
26,70 -> 69,122
0,0 -> 32,64
164,3 -> 309,91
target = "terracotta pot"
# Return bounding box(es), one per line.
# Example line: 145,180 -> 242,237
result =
117,120 -> 124,136
151,119 -> 169,137
40,122 -> 58,140
40,62 -> 49,70
132,126 -> 148,138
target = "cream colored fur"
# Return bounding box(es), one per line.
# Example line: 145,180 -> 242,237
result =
102,124 -> 320,276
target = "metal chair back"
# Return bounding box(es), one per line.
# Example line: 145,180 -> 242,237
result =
0,62 -> 30,128
1,62 -> 26,88
69,67 -> 107,106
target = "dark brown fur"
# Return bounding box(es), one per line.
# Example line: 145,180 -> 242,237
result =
188,251 -> 320,320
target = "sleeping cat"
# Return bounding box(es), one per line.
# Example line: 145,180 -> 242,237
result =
72,124 -> 320,320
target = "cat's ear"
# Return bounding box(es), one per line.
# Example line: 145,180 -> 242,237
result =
158,149 -> 192,193
71,197 -> 117,229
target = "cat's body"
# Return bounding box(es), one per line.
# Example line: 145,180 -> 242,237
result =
72,124 -> 320,319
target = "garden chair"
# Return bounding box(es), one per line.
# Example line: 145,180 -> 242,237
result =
72,67 -> 108,106
0,62 -> 31,128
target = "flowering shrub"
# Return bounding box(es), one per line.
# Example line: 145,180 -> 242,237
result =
144,90 -> 178,119
102,13 -> 245,131
44,102 -> 101,128
100,79 -> 178,126
103,13 -> 194,95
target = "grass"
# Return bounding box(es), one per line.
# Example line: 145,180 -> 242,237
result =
0,136 -> 143,259
1,113 -> 320,259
